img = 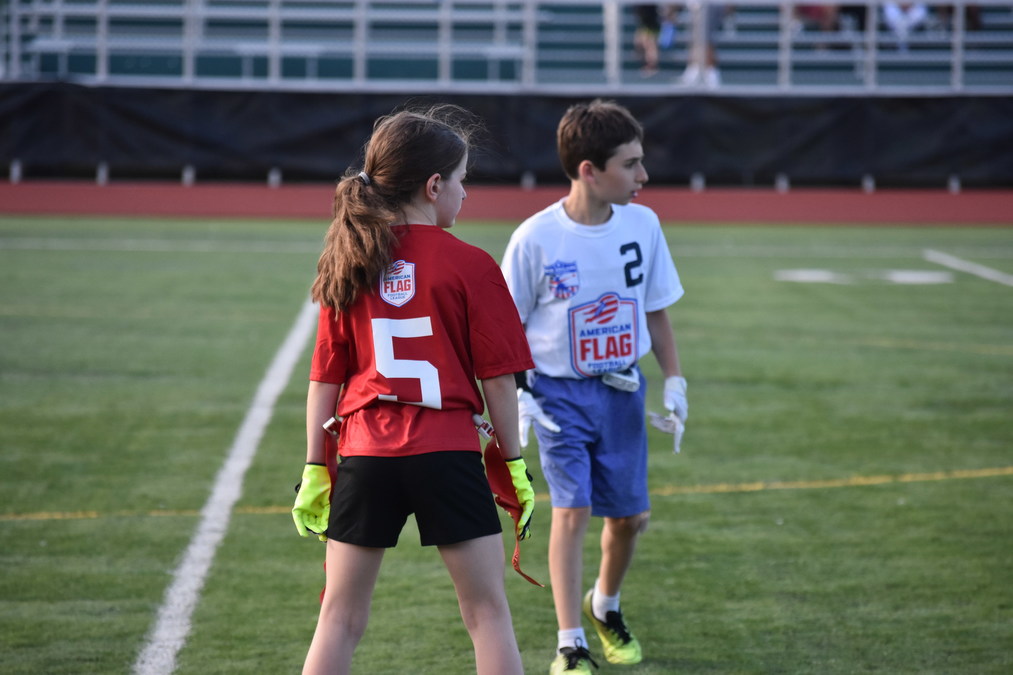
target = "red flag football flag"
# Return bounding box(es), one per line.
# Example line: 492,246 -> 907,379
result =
483,436 -> 544,587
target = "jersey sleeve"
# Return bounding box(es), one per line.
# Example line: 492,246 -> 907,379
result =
501,226 -> 540,325
309,304 -> 348,384
644,223 -> 684,312
468,255 -> 535,380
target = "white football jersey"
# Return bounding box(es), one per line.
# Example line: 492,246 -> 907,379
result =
502,199 -> 683,379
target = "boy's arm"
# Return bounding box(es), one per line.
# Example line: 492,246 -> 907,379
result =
646,308 -> 681,379
647,308 -> 688,423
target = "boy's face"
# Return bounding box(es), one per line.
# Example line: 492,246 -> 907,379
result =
592,140 -> 648,205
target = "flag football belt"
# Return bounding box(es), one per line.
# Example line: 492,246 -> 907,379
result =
600,368 -> 640,392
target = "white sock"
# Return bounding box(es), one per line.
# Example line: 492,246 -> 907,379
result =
592,579 -> 620,620
557,627 -> 587,652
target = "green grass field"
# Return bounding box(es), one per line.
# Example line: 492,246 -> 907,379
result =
1,215 -> 1010,674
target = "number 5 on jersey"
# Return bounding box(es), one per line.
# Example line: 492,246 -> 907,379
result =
371,317 -> 442,409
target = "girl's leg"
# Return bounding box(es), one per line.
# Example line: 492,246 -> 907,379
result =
548,506 -> 592,631
439,534 -> 523,675
302,541 -> 385,675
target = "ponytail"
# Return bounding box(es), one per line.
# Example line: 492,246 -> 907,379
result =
310,104 -> 475,311
311,173 -> 397,311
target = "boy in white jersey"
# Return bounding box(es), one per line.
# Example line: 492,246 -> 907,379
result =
501,99 -> 688,674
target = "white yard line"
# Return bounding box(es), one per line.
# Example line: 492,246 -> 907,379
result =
132,298 -> 318,675
0,237 -> 317,254
923,249 -> 1013,287
5,238 -> 1013,261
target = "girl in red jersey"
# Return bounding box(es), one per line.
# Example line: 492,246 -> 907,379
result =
292,105 -> 535,675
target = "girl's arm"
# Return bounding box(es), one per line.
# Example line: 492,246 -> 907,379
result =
305,380 -> 341,464
480,372 -> 522,460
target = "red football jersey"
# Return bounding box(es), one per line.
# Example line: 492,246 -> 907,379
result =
310,225 -> 534,457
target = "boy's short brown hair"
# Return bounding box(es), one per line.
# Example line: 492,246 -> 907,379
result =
556,99 -> 644,180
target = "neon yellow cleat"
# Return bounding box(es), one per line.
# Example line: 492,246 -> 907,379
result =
582,588 -> 643,665
549,642 -> 598,674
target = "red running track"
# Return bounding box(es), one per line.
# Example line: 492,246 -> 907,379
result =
0,181 -> 1010,225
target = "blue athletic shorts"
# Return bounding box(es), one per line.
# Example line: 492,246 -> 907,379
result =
531,371 -> 650,518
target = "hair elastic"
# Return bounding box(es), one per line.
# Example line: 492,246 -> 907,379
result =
357,171 -> 371,186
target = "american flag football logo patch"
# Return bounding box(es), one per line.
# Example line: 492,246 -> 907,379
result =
568,292 -> 638,377
544,260 -> 579,299
579,292 -> 620,324
380,259 -> 416,307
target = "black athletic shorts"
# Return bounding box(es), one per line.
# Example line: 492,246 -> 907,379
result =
327,451 -> 502,548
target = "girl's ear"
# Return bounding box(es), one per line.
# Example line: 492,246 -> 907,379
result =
424,173 -> 442,202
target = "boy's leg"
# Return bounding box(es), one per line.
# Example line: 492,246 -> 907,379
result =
532,376 -> 600,668
581,377 -> 649,665
440,533 -> 523,675
580,512 -> 649,666
303,541 -> 385,675
590,373 -> 650,598
597,510 -> 650,596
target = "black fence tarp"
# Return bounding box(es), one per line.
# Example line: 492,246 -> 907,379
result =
1,83 -> 1011,187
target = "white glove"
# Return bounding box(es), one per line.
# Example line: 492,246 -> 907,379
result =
648,411 -> 685,454
517,389 -> 561,447
663,376 -> 688,422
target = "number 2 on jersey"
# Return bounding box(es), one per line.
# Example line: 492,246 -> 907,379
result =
620,242 -> 644,287
371,317 -> 442,409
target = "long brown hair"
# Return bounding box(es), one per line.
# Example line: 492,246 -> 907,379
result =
312,105 -> 475,310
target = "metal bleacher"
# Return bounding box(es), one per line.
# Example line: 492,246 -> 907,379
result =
2,0 -> 1012,95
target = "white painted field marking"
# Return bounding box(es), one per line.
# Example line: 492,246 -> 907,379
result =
673,244 -> 1013,260
874,270 -> 953,285
773,269 -> 953,285
7,238 -> 1013,263
924,249 -> 1013,287
773,269 -> 852,284
133,298 -> 318,675
0,237 -> 318,254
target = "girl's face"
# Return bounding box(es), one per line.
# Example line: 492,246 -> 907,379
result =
593,140 -> 649,205
435,152 -> 468,229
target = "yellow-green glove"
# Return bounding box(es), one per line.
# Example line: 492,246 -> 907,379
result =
505,457 -> 534,540
292,463 -> 330,542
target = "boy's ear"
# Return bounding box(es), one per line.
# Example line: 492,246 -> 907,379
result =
577,159 -> 597,182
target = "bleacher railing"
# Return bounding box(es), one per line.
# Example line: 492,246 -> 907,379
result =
3,0 -> 1011,94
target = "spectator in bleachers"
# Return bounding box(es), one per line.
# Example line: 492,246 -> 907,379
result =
882,1 -> 930,50
658,5 -> 678,49
934,4 -> 983,32
793,3 -> 841,34
633,5 -> 664,76
678,1 -> 727,88
838,5 -> 869,34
